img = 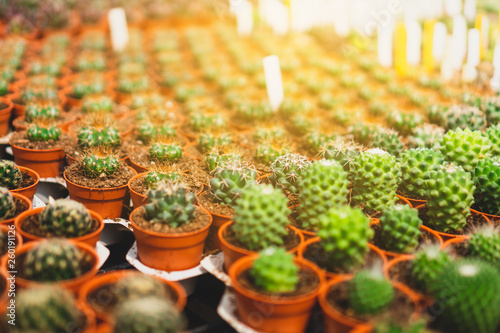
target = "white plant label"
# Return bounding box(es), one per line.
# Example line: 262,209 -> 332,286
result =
406,21 -> 422,65
441,34 -> 455,81
108,8 -> 129,52
378,24 -> 393,67
236,0 -> 253,36
451,15 -> 467,70
491,45 -> 500,90
445,0 -> 462,17
263,55 -> 284,111
433,22 -> 447,63
463,0 -> 476,22
467,28 -> 480,67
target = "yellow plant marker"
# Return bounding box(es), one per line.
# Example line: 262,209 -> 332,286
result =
395,22 -> 407,76
423,20 -> 435,72
475,14 -> 489,59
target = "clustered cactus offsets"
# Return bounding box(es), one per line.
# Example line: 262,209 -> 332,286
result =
77,122 -> 120,149
149,141 -> 183,163
81,150 -> 120,178
0,160 -> 22,189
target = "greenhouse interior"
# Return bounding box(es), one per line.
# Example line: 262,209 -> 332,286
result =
0,0 -> 500,332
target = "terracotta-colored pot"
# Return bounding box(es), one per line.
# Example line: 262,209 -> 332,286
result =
441,236 -> 470,251
0,240 -> 99,293
78,270 -> 187,323
14,207 -> 104,247
470,208 -> 499,224
1,193 -> 32,226
0,98 -> 13,137
229,255 -> 324,333
9,140 -> 66,178
219,221 -> 304,271
64,167 -> 136,219
297,237 -> 387,280
203,208 -> 231,251
9,166 -> 39,202
12,114 -> 76,132
0,224 -> 23,259
130,205 -> 212,272
318,275 -> 421,333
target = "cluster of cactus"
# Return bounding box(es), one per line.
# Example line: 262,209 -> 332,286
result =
386,110 -> 423,136
144,169 -> 183,190
304,131 -> 335,154
39,198 -> 93,238
81,154 -> 120,178
269,153 -> 312,194
24,104 -> 60,123
480,96 -> 500,125
411,245 -> 452,293
439,128 -> 491,172
471,156 -> 500,215
149,142 -> 182,163
467,226 -> 500,269
0,160 -> 22,189
251,247 -> 298,293
26,124 -> 61,142
371,130 -> 404,157
255,139 -> 291,166
484,124 -> 500,156
429,259 -> 500,333
319,137 -> 360,175
15,286 -> 82,333
424,164 -> 475,233
350,123 -> 381,145
199,132 -> 232,152
350,149 -> 401,214
72,81 -> 105,98
407,124 -> 444,150
115,274 -> 172,302
209,161 -> 257,205
398,148 -> 444,199
205,146 -> 242,172
254,127 -> 287,142
77,126 -> 120,149
81,95 -> 114,114
144,186 -> 196,228
427,105 -> 446,126
348,269 -> 394,315
23,238 -> 92,282
377,205 -> 422,254
317,206 -> 373,271
0,187 -> 16,220
232,184 -> 290,251
21,87 -> 59,103
236,101 -> 275,121
297,160 -> 349,230
442,104 -> 486,131
136,122 -> 176,143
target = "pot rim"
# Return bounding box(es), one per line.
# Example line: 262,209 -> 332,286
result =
1,192 -> 32,225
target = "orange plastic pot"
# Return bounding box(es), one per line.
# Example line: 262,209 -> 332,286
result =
130,205 -> 212,272
78,270 -> 187,323
9,141 -> 65,178
0,193 -> 32,226
319,275 -> 421,333
9,166 -> 39,202
64,167 -> 136,219
218,221 -> 304,271
441,236 -> 470,250
470,208 -> 499,223
14,207 -> 104,247
0,240 -> 99,293
205,208 -> 231,251
0,98 -> 13,137
229,255 -> 324,333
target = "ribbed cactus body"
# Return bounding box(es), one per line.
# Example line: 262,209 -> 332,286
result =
251,247 -> 298,293
269,153 -> 312,194
39,198 -> 93,237
27,124 -> 61,141
348,270 -> 394,315
378,205 -> 422,254
149,142 -> 182,163
0,160 -> 22,189
0,187 -> 16,220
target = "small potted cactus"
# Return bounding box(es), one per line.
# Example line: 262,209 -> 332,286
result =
0,159 -> 39,202
0,97 -> 13,137
129,184 -> 212,271
228,247 -> 324,333
14,198 -> 104,246
0,187 -> 31,225
63,149 -> 136,218
12,102 -> 76,133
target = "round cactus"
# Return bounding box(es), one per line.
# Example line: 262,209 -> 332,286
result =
255,127 -> 287,142
144,169 -> 183,190
0,159 -> 22,189
115,274 -> 172,302
371,130 -> 404,157
411,244 -> 452,293
232,184 -> 290,251
26,124 -> 61,142
199,132 -> 232,152
319,137 -> 361,175
255,140 -> 291,166
209,161 -> 257,205
484,124 -> 500,156
24,104 -> 60,123
467,226 -> 500,269
251,247 -> 299,293
81,154 -> 120,178
386,110 -> 423,136
149,142 -> 182,163
443,104 -> 487,131
480,96 -> 500,125
407,124 -> 444,150
189,112 -> 226,132
77,126 -> 120,149
269,153 -> 312,194
378,205 -> 422,254
136,122 -> 176,143
0,187 -> 16,220
439,128 -> 491,172
348,269 -> 394,315
205,147 -> 242,173
39,198 -> 93,238
471,156 -> 500,215
144,185 -> 196,228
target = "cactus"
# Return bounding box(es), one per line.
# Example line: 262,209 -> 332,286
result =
0,187 -> 16,220
81,154 -> 119,178
348,269 -> 394,315
411,244 -> 452,293
144,168 -> 183,190
484,124 -> 500,156
26,124 -> 61,142
236,101 -> 275,121
255,127 -> 287,142
251,247 -> 299,293
39,198 -> 93,238
144,185 -> 196,228
255,139 -> 291,166
23,238 -> 92,282
471,156 -> 500,215
81,95 -> 114,114
232,184 -> 290,251
319,137 -> 361,175
189,112 -> 226,132
0,160 -> 22,189
136,122 -> 176,143
317,206 -> 373,271
430,259 -> 500,333
480,96 -> 500,125
205,146 -> 242,173
209,161 -> 257,205
371,130 -> 404,157
424,164 -> 475,233
304,131 -> 335,154
350,123 -> 382,145
407,124 -> 444,150
115,274 -> 172,302
398,148 -> 444,199
297,160 -> 349,230
377,205 -> 422,254
467,226 -> 500,269
269,153 -> 312,194
15,286 -> 82,333
113,297 -> 184,333
149,142 -> 182,163
386,110 -> 423,136
77,126 -> 120,149
439,128 -> 491,172
442,104 -> 486,131
24,104 -> 60,123
350,149 -> 401,214
199,132 -> 232,152
427,105 -> 446,126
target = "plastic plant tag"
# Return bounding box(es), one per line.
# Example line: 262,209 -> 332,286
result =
394,22 -> 407,76
108,8 -> 129,52
433,22 -> 447,63
378,24 -> 393,67
235,0 -> 253,36
451,15 -> 467,70
444,0 -> 462,17
423,20 -> 435,72
463,0 -> 476,22
263,55 -> 284,111
491,45 -> 500,91
406,20 -> 422,66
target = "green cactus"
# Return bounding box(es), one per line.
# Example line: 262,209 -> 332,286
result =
350,149 -> 401,214
0,187 -> 16,220
471,156 -> 500,215
348,269 -> 394,315
430,259 -> 500,333
371,130 -> 404,157
0,160 -> 22,189
479,96 -> 500,125
81,95 -> 114,114
144,186 -> 196,228
198,132 -> 232,152
144,169 -> 183,190
23,238 -> 93,282
232,184 -> 290,251
77,126 -> 120,149
424,164 -> 475,233
113,297 -> 184,333
398,148 -> 444,199
297,160 -> 349,230
39,198 -> 93,238
205,147 -> 242,173
411,244 -> 452,293
439,128 -> 491,172
149,142 -> 182,163
115,274 -> 172,302
407,124 -> 444,150
317,206 -> 373,271
350,123 -> 382,145
255,140 -> 291,166
251,247 -> 299,293
377,205 -> 422,254
304,131 -> 335,154
443,104 -> 486,131
254,127 -> 287,142
386,110 -> 423,136
136,122 -> 176,143
484,124 -> 500,156
15,286 -> 82,333
467,226 -> 500,269
81,154 -> 119,178
209,161 -> 257,205
319,137 -> 361,175
269,153 -> 312,194
26,124 -> 61,142
24,104 -> 60,123
236,101 -> 275,122
189,113 -> 226,132
427,105 -> 446,126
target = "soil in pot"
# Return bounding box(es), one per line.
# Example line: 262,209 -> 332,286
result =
130,148 -> 196,172
17,169 -> 35,189
130,173 -> 203,196
65,161 -> 135,189
131,206 -> 210,233
65,141 -> 133,162
223,224 -> 301,252
9,131 -> 76,150
20,212 -> 101,238
418,206 -> 488,236
197,191 -> 234,216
